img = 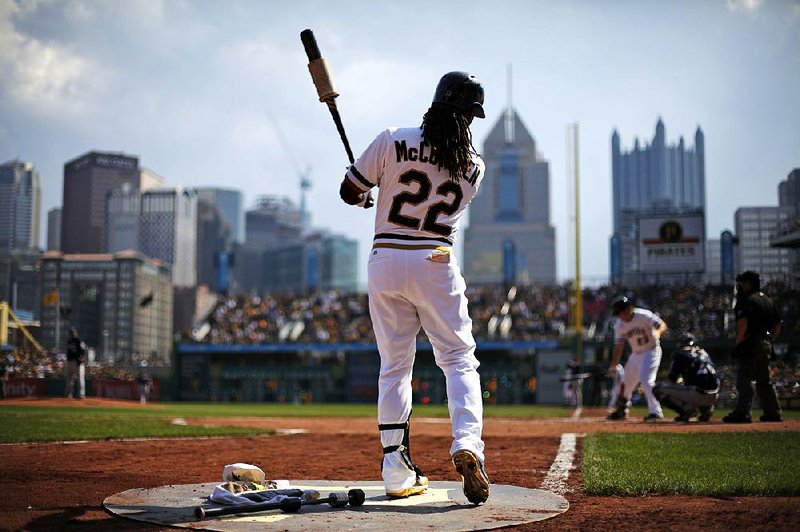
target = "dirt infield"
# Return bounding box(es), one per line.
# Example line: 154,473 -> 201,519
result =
1,399 -> 799,531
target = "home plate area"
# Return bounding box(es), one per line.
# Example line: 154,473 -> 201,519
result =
103,480 -> 569,531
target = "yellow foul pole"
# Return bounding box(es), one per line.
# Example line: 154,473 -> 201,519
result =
0,301 -> 8,346
570,124 -> 583,362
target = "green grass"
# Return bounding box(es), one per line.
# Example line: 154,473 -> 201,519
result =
584,432 -> 800,496
0,406 -> 273,443
0,402 -> 570,443
626,406 -> 800,419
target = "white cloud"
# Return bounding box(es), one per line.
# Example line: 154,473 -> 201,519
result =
726,0 -> 765,13
0,0 -> 106,117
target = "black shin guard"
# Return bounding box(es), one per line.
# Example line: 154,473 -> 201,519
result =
378,413 -> 425,479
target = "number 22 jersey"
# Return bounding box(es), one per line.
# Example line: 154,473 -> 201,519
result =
613,308 -> 663,355
344,127 -> 485,248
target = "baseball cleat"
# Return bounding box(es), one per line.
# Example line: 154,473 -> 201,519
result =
453,450 -> 490,505
697,408 -> 713,422
759,414 -> 784,422
606,408 -> 628,420
386,475 -> 428,498
722,412 -> 752,424
643,413 -> 663,422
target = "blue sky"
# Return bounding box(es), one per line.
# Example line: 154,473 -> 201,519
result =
1,0 -> 798,286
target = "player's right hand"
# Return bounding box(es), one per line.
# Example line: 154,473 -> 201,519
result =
339,179 -> 365,206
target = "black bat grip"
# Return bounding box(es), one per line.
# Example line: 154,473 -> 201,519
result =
300,29 -> 321,61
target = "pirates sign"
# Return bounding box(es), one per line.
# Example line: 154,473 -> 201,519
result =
638,215 -> 705,273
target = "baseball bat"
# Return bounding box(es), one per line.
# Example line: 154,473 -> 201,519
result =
300,489 -> 366,508
300,29 -> 356,165
194,496 -> 301,520
301,29 -> 374,208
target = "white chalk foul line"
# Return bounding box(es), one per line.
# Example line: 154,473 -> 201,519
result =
541,432 -> 582,495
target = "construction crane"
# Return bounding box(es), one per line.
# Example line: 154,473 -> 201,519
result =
0,301 -> 44,353
266,110 -> 313,231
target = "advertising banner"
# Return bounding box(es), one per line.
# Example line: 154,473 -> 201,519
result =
639,215 -> 705,273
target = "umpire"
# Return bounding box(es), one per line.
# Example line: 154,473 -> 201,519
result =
653,334 -> 719,422
722,271 -> 783,423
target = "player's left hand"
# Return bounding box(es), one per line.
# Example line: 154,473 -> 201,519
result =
358,191 -> 375,209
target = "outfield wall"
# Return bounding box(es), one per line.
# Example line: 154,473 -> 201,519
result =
2,378 -> 161,401
173,340 -> 598,405
173,337 -> 800,406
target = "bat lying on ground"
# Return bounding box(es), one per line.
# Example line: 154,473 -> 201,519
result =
194,489 -> 366,520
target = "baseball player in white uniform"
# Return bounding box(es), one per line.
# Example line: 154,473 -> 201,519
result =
607,296 -> 668,422
607,363 -> 624,409
339,72 -> 490,505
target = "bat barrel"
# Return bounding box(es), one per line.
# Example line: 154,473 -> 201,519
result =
300,29 -> 321,61
348,489 -> 366,506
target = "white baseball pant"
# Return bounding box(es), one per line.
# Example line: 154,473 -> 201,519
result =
621,348 -> 663,416
368,247 -> 485,491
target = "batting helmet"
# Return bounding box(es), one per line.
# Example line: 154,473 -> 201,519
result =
610,296 -> 632,316
432,72 -> 485,119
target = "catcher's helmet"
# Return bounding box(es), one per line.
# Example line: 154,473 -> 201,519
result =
432,72 -> 485,119
678,333 -> 697,348
610,296 -> 632,316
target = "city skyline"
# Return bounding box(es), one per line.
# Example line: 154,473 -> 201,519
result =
2,0 -> 799,285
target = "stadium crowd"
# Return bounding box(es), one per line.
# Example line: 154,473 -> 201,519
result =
2,281 -> 797,396
196,281 -> 799,345
1,347 -> 138,380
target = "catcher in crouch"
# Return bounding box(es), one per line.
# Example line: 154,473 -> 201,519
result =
654,334 -> 720,422
339,72 -> 489,504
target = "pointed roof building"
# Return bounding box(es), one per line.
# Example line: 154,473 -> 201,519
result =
464,106 -> 556,285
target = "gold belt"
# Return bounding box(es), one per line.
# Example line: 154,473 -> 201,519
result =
372,243 -> 452,252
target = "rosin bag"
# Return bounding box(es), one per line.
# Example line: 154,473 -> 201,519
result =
210,462 -> 293,505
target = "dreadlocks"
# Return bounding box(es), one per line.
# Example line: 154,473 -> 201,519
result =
420,103 -> 476,183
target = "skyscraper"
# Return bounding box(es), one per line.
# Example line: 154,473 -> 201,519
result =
263,230 -> 358,293
195,187 -> 243,244
61,151 -> 141,253
234,196 -> 303,293
106,183 -> 141,253
609,119 -> 706,283
139,187 -> 198,287
735,206 -> 792,281
767,168 -> 800,284
244,196 -> 302,250
0,159 -> 41,251
196,198 -> 232,293
47,208 -> 61,251
778,168 -> 799,218
39,250 -> 172,363
463,108 -> 556,284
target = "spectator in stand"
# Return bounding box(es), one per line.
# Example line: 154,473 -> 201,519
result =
194,282 -> 798,346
